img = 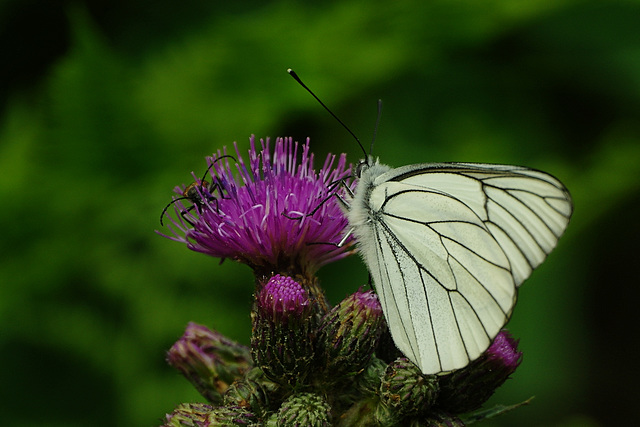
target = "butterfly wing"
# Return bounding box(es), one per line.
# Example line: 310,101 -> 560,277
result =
352,162 -> 572,374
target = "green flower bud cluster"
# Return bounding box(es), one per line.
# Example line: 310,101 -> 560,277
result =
162,275 -> 523,426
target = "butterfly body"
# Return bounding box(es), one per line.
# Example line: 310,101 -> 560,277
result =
346,158 -> 572,374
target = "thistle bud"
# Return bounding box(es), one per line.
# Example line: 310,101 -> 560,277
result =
316,289 -> 385,384
167,322 -> 252,404
377,357 -> 439,422
354,355 -> 388,396
251,274 -> 316,387
437,330 -> 523,413
270,392 -> 332,427
162,403 -> 213,427
223,368 -> 278,418
206,405 -> 257,425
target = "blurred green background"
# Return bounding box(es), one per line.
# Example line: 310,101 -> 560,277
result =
1,0 -> 639,425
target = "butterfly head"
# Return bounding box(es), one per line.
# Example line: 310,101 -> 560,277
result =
355,155 -> 377,178
354,156 -> 390,182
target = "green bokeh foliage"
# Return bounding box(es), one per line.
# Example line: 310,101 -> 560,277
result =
1,1 -> 639,425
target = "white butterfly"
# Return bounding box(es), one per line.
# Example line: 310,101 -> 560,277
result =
286,68 -> 573,375
345,157 -> 573,375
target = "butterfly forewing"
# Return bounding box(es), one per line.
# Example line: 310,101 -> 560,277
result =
384,163 -> 572,286
351,161 -> 572,374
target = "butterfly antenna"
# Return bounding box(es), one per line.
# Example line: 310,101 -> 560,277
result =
288,68 -> 367,159
369,99 -> 383,156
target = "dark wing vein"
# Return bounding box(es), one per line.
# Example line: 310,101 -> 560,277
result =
376,210 -> 501,370
371,218 -> 424,365
365,162 -> 571,373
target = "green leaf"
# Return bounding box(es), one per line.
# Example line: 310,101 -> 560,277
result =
461,397 -> 534,424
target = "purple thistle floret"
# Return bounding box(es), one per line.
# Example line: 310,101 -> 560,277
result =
436,330 -> 523,414
352,289 -> 383,315
161,135 -> 355,276
485,329 -> 522,369
258,274 -> 310,321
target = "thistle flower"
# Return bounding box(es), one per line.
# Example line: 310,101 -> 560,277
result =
166,322 -> 253,404
251,275 -> 317,386
161,136 -> 355,279
437,330 -> 523,413
159,136 -> 531,426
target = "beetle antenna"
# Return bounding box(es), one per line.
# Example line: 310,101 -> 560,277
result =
160,196 -> 190,226
198,154 -> 237,193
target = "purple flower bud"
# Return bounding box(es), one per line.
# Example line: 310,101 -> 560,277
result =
166,322 -> 252,404
160,136 -> 356,277
485,328 -> 522,369
251,275 -> 317,387
257,274 -> 311,323
437,330 -> 523,413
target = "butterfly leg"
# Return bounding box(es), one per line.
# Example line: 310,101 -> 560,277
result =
282,177 -> 354,220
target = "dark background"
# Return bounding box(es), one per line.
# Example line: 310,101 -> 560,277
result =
1,1 -> 639,425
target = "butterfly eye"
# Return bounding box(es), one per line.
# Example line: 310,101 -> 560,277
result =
355,160 -> 369,178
